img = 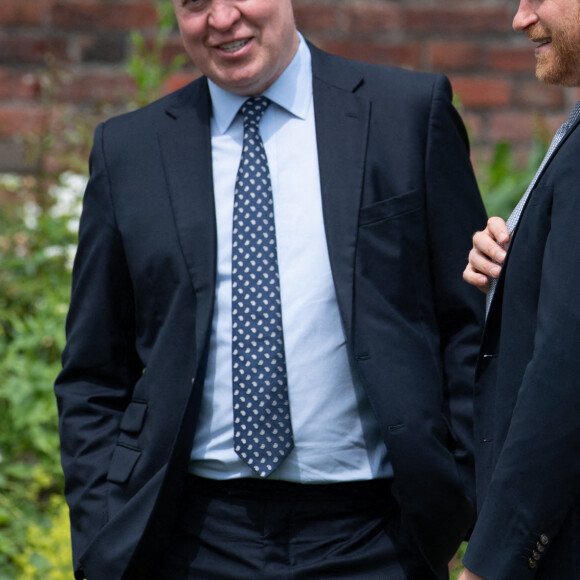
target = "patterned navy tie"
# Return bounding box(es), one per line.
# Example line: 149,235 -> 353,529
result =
231,96 -> 294,478
486,100 -> 580,316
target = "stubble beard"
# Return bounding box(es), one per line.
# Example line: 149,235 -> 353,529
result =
530,16 -> 580,87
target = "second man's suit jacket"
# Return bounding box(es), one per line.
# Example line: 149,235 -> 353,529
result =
464,114 -> 580,578
55,43 -> 486,580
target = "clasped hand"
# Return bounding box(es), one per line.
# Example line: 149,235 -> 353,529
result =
463,216 -> 510,292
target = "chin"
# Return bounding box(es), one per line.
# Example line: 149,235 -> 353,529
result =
537,68 -> 580,87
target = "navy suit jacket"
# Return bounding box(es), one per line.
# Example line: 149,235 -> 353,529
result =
464,115 -> 580,578
56,44 -> 486,580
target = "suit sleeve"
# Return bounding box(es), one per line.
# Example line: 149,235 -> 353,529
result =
464,150 -> 580,578
54,122 -> 142,577
425,75 -> 487,503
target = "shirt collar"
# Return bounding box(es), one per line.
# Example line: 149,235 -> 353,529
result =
208,33 -> 312,135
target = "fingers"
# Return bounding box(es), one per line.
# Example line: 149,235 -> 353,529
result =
463,216 -> 511,293
486,216 -> 510,246
463,261 -> 489,293
472,230 -> 506,267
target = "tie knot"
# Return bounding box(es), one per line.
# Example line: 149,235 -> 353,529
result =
240,96 -> 270,128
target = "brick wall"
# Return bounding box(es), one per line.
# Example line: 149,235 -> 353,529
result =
1,0 -> 579,174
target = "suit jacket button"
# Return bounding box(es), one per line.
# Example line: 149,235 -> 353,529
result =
540,534 -> 549,545
536,542 -> 545,553
528,558 -> 537,569
532,550 -> 541,561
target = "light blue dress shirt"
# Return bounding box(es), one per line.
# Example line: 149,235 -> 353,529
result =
189,36 -> 392,482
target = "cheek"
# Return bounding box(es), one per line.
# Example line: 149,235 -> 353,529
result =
180,32 -> 206,64
177,18 -> 204,48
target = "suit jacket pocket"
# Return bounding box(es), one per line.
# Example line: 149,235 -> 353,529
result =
359,189 -> 422,226
107,443 -> 142,484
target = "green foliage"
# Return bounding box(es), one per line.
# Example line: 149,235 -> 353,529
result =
127,0 -> 187,108
449,542 -> 467,579
13,494 -> 72,580
0,1 -> 182,576
477,138 -> 548,219
0,172 -> 83,578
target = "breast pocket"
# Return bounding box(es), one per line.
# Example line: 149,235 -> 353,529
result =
355,188 -> 428,313
359,189 -> 422,226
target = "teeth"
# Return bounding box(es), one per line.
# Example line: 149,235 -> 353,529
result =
220,39 -> 248,52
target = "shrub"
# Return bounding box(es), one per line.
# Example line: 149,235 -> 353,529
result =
0,2 -> 183,575
0,172 -> 84,577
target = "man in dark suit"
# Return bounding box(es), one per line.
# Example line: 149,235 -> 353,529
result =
461,0 -> 580,578
55,1 -> 485,578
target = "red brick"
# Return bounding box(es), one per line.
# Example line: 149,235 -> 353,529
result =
451,77 -> 512,109
162,70 -> 201,96
429,41 -> 483,71
514,82 -> 565,109
489,46 -> 536,73
1,0 -> 580,172
539,112 -> 570,136
0,35 -> 68,64
51,1 -> 158,31
343,4 -> 401,34
402,7 -> 512,35
570,87 -> 580,102
0,68 -> 41,100
0,105 -> 45,137
78,33 -> 127,64
460,112 -> 484,140
160,36 -> 190,64
294,4 -> 337,32
0,0 -> 48,27
318,41 -> 421,69
56,72 -> 137,104
488,111 -> 537,142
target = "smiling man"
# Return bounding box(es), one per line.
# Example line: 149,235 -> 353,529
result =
460,1 -> 580,579
55,1 -> 486,579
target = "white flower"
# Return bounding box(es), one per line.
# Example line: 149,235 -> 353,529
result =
49,171 -> 87,233
0,173 -> 24,192
23,200 -> 42,229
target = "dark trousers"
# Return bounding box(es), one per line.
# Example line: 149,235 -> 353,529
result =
157,475 -> 438,579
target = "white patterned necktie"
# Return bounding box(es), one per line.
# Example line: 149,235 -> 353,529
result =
486,101 -> 580,315
231,96 -> 294,478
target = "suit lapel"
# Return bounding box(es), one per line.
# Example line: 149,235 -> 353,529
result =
484,113 -> 580,328
154,49 -> 372,350
484,110 -> 580,342
157,78 -> 217,355
310,46 -> 369,337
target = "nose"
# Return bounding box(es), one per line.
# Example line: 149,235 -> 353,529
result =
208,0 -> 241,30
513,0 -> 539,31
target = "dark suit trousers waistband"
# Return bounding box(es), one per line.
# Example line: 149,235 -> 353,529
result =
156,474 -> 437,579
184,474 -> 394,501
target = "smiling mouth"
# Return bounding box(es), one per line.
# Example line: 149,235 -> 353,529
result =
527,27 -> 551,49
534,39 -> 551,48
219,39 -> 249,52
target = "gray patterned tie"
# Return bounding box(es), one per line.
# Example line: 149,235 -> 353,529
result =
231,96 -> 294,478
486,101 -> 580,315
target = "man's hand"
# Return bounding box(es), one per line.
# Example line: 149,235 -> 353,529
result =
463,216 -> 510,292
458,569 -> 487,580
